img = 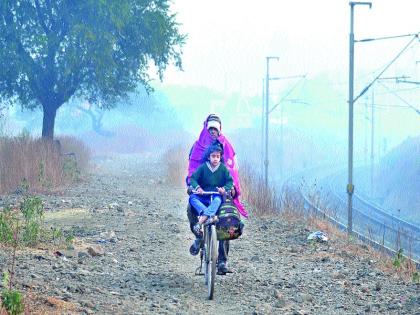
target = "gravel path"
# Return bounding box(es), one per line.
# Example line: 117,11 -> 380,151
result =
0,154 -> 419,314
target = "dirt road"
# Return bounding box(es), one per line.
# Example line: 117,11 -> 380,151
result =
0,155 -> 418,314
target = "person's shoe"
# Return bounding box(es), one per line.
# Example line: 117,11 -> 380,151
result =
189,238 -> 202,256
217,261 -> 228,275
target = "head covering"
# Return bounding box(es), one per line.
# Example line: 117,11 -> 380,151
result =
207,114 -> 221,124
207,120 -> 221,133
187,115 -> 248,218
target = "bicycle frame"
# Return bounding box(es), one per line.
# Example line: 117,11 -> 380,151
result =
191,191 -> 220,300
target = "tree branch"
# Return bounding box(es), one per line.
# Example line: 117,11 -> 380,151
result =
34,0 -> 50,35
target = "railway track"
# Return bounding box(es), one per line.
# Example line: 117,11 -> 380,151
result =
324,173 -> 420,262
284,167 -> 420,264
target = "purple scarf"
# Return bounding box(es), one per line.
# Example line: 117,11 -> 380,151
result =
187,120 -> 248,218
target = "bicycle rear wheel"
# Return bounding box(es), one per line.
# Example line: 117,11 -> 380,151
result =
207,225 -> 218,300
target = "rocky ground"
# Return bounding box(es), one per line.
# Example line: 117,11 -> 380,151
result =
0,154 -> 419,314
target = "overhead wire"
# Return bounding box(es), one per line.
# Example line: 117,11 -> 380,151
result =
269,76 -> 307,114
377,81 -> 420,115
353,33 -> 419,103
355,32 -> 420,42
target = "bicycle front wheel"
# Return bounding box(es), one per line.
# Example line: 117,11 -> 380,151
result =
207,225 -> 218,300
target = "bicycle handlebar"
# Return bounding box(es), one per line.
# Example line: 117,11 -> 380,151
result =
191,190 -> 221,195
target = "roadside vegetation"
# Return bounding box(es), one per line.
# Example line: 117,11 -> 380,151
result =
0,196 -> 75,314
0,134 -> 90,194
0,132 -> 90,313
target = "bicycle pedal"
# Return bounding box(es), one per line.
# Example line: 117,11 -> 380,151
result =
194,267 -> 204,276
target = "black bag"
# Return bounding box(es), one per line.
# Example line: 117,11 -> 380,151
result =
216,201 -> 244,240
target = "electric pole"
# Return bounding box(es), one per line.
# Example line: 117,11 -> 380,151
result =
370,87 -> 375,197
347,1 -> 372,237
261,78 -> 265,176
264,56 -> 279,186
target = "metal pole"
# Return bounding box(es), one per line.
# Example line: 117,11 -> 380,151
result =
370,87 -> 375,197
261,78 -> 265,176
347,3 -> 355,236
265,59 -> 269,186
364,100 -> 368,167
264,56 -> 279,186
347,1 -> 371,237
280,102 -> 284,180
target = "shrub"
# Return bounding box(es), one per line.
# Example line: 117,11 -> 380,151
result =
0,206 -> 14,244
0,196 -> 75,313
239,162 -> 280,216
392,248 -> 405,269
58,136 -> 91,174
1,288 -> 24,315
20,197 -> 44,246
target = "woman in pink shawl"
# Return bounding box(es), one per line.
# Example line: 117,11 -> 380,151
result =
186,114 -> 247,275
187,114 -> 248,218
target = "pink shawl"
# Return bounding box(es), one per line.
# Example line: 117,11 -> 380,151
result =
187,119 -> 248,218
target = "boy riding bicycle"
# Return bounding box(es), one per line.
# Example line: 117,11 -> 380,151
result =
188,142 -> 233,274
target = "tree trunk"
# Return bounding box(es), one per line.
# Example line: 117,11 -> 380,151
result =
42,105 -> 58,139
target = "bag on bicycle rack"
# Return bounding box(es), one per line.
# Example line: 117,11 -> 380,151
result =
216,200 -> 244,240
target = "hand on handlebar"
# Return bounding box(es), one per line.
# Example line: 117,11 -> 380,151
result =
196,187 -> 204,194
198,215 -> 208,224
217,187 -> 226,194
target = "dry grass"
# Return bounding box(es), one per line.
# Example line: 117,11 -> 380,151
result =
0,135 -> 90,194
278,186 -> 307,222
0,136 -> 62,193
307,200 -> 419,280
239,163 -> 280,217
161,144 -> 189,187
239,162 -> 310,219
21,292 -> 82,315
308,214 -> 418,281
57,136 -> 91,172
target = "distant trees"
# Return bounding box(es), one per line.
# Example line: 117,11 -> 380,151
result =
75,102 -> 114,137
0,0 -> 185,138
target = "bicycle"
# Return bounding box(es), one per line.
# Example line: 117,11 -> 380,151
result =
192,191 -> 221,300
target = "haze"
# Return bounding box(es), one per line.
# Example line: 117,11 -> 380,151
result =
1,0 -> 419,224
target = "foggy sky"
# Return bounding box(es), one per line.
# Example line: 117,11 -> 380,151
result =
157,0 -> 419,148
164,0 -> 419,94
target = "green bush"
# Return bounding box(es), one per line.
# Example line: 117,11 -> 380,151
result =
392,248 -> 405,269
0,207 -> 15,244
1,197 -> 45,247
1,289 -> 24,315
0,195 -> 76,314
412,272 -> 420,284
1,196 -> 75,248
20,196 -> 44,246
